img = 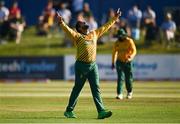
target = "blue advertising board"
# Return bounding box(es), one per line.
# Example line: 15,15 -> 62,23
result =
0,57 -> 64,79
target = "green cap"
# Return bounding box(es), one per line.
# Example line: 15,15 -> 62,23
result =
117,28 -> 127,38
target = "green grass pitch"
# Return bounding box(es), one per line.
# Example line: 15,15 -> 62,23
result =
0,81 -> 180,123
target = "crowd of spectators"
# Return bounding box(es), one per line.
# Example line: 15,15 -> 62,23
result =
0,0 -> 25,44
100,5 -> 177,48
37,0 -> 98,47
37,0 -> 178,49
0,0 -> 178,49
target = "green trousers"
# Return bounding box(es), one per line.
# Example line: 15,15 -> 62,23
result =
116,60 -> 133,95
66,61 -> 105,113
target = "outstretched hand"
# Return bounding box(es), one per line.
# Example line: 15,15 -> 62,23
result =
56,11 -> 63,24
115,8 -> 122,18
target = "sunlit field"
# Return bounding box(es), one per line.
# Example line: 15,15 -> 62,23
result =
0,81 -> 180,123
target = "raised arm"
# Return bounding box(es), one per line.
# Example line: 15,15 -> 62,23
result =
95,8 -> 121,38
57,11 -> 79,41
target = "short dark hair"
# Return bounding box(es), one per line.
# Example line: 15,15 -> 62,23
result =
75,21 -> 83,33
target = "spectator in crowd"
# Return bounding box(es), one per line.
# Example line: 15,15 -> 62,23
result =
37,1 -> 56,36
76,11 -> 84,22
101,8 -> 116,25
161,12 -> 176,48
0,0 -> 9,22
82,2 -> 92,20
142,6 -> 157,46
0,0 -> 9,44
70,11 -> 85,31
70,0 -> 84,26
71,0 -> 84,14
9,11 -> 26,44
118,17 -> 131,36
86,14 -> 98,31
100,8 -> 119,43
58,2 -> 71,24
58,2 -> 72,47
9,1 -> 21,18
127,5 -> 142,40
112,28 -> 136,100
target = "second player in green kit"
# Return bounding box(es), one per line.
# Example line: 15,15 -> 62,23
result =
112,29 -> 137,100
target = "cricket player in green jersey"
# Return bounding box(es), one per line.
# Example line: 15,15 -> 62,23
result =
112,29 -> 137,100
57,8 -> 121,119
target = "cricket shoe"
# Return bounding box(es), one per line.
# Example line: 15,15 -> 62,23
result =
116,94 -> 123,100
64,111 -> 77,118
98,110 -> 112,119
127,92 -> 133,99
